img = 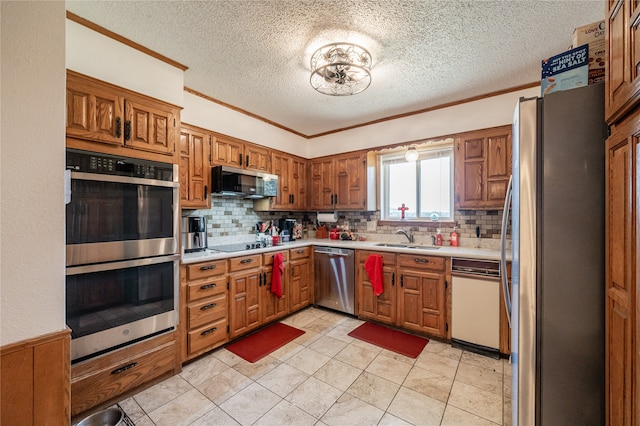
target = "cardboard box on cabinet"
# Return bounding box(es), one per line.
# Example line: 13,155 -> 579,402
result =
571,20 -> 605,84
541,44 -> 589,96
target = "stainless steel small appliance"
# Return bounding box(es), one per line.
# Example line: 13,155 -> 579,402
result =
65,148 -> 180,362
182,216 -> 207,253
314,247 -> 355,314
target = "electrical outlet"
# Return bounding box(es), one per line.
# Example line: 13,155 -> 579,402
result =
366,221 -> 377,231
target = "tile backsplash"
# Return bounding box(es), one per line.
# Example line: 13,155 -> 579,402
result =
186,199 -> 510,249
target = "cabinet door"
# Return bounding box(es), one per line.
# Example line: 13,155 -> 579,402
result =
271,153 -> 293,210
124,99 -> 177,155
213,136 -> 243,168
358,263 -> 397,325
605,112 -> 637,425
455,134 -> 485,208
454,126 -> 512,210
335,153 -> 366,210
180,126 -> 210,208
66,76 -> 124,146
486,130 -> 512,204
291,157 -> 308,210
229,269 -> 262,338
397,269 -> 446,337
308,159 -> 335,210
289,258 -> 311,312
606,0 -> 640,123
261,266 -> 288,323
245,144 -> 270,171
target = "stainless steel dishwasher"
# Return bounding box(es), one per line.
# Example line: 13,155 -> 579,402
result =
314,247 -> 355,315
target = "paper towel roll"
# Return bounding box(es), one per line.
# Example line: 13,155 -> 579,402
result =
317,212 -> 337,223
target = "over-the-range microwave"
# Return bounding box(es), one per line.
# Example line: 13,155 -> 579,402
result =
211,165 -> 278,199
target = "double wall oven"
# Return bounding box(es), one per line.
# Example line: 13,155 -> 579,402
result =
65,149 -> 180,362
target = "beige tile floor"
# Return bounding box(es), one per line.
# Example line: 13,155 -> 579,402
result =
118,307 -> 513,426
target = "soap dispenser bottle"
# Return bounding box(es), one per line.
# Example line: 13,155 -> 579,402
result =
436,229 -> 443,246
451,227 -> 459,247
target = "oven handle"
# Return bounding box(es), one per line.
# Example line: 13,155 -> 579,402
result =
66,254 -> 180,275
70,171 -> 179,188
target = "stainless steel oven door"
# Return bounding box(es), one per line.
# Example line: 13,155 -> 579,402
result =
66,254 -> 179,362
66,170 -> 179,266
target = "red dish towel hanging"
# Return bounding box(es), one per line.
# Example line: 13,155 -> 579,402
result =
271,252 -> 284,298
364,254 -> 384,296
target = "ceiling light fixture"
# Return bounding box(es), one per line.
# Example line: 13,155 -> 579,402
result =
310,42 -> 372,96
405,146 -> 419,162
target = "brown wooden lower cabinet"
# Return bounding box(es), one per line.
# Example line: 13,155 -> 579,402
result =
289,248 -> 312,311
228,255 -> 263,339
356,251 -> 448,339
70,332 -> 178,417
1,329 -> 71,426
262,250 -> 290,324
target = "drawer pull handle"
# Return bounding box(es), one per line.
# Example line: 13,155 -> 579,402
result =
401,274 -> 404,287
201,303 -> 217,310
200,283 -> 217,290
111,362 -> 137,375
240,258 -> 254,264
296,250 -> 305,254
201,327 -> 217,336
414,258 -> 429,263
200,265 -> 216,271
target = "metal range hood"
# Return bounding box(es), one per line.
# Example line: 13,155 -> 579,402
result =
211,165 -> 278,199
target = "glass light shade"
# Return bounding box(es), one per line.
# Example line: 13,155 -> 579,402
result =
405,147 -> 419,162
310,42 -> 372,96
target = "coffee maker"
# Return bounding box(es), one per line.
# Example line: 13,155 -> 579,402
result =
182,216 -> 208,252
278,218 -> 296,241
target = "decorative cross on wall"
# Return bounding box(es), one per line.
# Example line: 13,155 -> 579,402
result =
398,203 -> 409,220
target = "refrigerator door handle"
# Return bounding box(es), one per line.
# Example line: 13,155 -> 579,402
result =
500,174 -> 513,328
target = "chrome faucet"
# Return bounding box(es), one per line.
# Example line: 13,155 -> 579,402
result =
396,229 -> 414,244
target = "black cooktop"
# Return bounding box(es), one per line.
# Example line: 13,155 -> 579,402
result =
212,242 -> 268,252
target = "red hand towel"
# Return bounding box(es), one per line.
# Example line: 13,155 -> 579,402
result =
271,252 -> 284,299
364,254 -> 384,296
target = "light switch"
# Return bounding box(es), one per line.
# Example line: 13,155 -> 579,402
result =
366,221 -> 376,231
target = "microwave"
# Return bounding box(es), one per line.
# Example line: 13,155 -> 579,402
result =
211,165 -> 278,199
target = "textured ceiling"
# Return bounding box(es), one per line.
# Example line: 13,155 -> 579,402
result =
66,1 -> 604,137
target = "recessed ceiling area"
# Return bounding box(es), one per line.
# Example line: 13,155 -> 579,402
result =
65,1 -> 604,137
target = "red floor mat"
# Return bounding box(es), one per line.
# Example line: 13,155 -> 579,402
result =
348,322 -> 429,358
225,322 -> 305,363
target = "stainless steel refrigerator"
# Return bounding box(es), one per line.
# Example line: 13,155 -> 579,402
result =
501,83 -> 606,425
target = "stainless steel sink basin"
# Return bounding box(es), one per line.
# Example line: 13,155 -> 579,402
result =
373,243 -> 440,250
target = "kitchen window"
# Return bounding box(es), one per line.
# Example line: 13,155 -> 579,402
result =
379,143 -> 454,222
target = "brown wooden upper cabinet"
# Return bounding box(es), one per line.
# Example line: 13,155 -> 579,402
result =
309,152 -> 368,211
180,124 -> 211,209
66,71 -> 179,157
454,125 -> 512,210
268,152 -> 307,211
606,0 -> 640,123
212,134 -> 270,172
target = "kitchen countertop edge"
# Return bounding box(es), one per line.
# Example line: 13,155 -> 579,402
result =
181,238 -> 510,264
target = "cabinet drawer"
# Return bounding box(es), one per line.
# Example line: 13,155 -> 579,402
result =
187,259 -> 227,281
289,246 -> 311,260
397,254 -> 445,271
188,293 -> 227,330
263,250 -> 289,266
187,276 -> 227,302
71,341 -> 175,416
229,254 -> 262,272
357,250 -> 397,266
188,318 -> 228,354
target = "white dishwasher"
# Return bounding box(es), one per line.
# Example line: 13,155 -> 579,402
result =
451,257 -> 501,358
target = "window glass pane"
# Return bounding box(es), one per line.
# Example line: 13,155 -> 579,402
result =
419,156 -> 451,218
387,162 -> 416,219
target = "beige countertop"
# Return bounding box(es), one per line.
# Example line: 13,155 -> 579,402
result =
182,238 -> 509,265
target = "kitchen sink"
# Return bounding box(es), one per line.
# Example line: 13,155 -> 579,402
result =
374,243 -> 440,250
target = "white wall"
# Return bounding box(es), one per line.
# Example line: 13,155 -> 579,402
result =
309,87 -> 540,157
1,1 -> 67,345
66,19 -> 184,107
182,92 -> 307,158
